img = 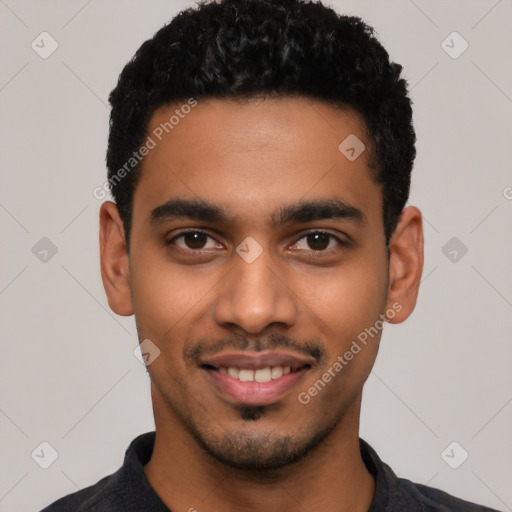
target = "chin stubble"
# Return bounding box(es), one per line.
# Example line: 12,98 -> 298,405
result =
189,404 -> 344,473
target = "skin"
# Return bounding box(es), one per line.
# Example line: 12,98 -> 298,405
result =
100,97 -> 424,512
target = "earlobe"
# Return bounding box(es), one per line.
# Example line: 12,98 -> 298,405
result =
385,206 -> 424,324
99,201 -> 134,316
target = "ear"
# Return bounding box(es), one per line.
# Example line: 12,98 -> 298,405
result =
385,206 -> 424,323
99,201 -> 133,316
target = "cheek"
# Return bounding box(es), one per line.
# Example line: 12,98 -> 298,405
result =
295,254 -> 388,354
294,261 -> 388,407
129,247 -> 219,342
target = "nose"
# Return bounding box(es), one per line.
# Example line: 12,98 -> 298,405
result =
213,246 -> 297,334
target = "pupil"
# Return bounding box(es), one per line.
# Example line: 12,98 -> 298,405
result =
185,232 -> 207,249
308,233 -> 329,250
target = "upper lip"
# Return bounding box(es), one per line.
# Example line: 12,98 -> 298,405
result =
200,350 -> 315,371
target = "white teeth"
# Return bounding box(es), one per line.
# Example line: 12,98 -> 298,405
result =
254,367 -> 272,383
271,366 -> 283,379
227,367 -> 240,379
220,365 -> 293,381
238,369 -> 254,382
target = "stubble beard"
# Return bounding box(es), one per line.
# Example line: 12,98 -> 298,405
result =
173,401 -> 346,473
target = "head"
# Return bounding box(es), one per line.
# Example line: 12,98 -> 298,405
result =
100,0 -> 423,472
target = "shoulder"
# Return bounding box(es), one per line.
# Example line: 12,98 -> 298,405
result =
38,432 -> 159,512
395,476 -> 501,511
39,472 -> 117,512
360,439 -> 501,512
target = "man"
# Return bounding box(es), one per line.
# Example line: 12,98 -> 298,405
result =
41,0 -> 500,510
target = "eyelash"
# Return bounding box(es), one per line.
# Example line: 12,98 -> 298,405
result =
166,229 -> 347,255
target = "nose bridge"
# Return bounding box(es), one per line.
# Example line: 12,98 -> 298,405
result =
214,243 -> 297,333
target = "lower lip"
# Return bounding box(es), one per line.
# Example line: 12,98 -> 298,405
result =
204,368 -> 309,406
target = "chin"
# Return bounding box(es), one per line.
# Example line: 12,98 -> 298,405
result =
192,414 -> 340,472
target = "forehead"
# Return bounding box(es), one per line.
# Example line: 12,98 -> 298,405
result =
133,97 -> 381,227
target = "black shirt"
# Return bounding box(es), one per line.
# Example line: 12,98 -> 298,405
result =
40,432 -> 500,511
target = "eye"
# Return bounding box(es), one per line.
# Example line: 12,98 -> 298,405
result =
169,231 -> 221,251
291,231 -> 344,252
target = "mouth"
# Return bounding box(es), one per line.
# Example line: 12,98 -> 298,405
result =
200,351 -> 313,406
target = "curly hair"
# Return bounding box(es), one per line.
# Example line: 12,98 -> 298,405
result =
107,0 -> 416,248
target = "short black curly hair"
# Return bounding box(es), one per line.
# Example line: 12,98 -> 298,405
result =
107,0 -> 415,249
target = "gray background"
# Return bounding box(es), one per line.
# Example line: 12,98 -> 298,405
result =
0,0 -> 511,511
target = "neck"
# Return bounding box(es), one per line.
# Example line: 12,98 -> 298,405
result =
144,388 -> 375,512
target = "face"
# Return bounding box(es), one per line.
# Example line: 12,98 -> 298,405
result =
100,97 -> 423,471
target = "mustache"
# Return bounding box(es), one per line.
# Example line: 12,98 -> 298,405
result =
184,332 -> 326,365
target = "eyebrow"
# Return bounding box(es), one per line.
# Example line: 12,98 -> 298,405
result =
150,198 -> 364,227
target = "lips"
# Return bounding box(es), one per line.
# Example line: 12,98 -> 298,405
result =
200,350 -> 313,406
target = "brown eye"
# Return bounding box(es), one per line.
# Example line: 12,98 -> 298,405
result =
169,231 -> 220,251
292,231 -> 342,252
182,232 -> 208,249
306,232 -> 330,250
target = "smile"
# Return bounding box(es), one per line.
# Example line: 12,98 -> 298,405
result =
200,351 -> 313,406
